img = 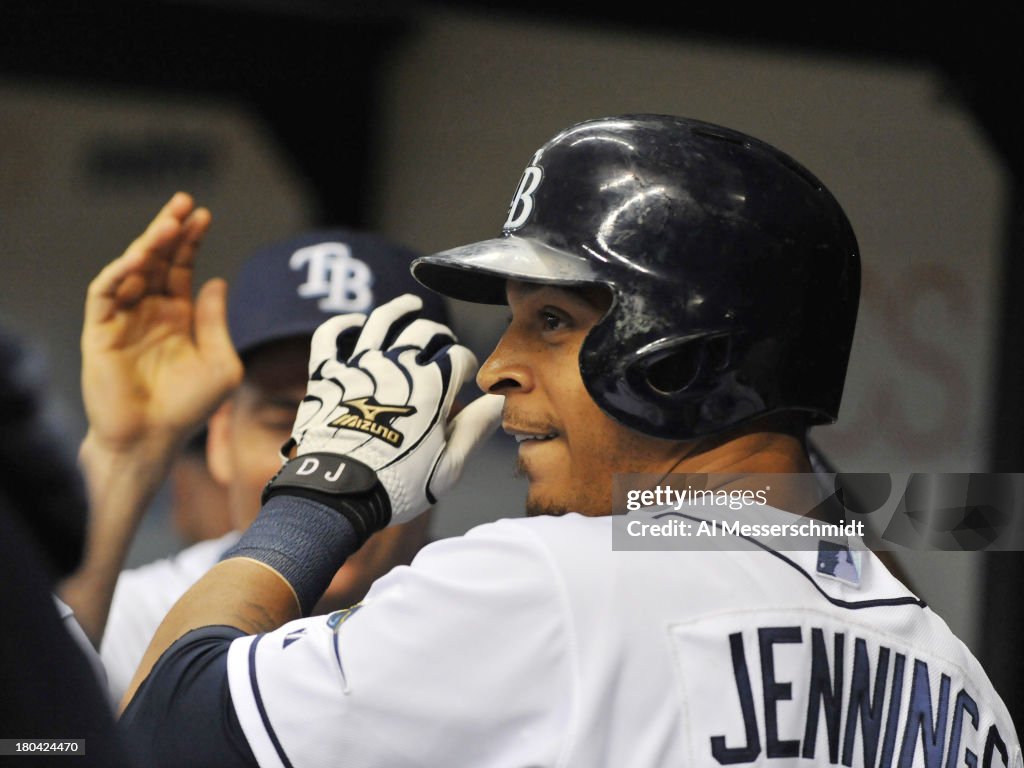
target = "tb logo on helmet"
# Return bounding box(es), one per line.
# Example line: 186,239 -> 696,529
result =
503,161 -> 544,230
290,242 -> 374,312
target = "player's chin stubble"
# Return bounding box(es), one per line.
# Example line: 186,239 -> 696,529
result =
515,456 -> 570,518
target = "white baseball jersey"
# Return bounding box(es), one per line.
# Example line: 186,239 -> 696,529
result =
226,509 -> 1020,768
100,530 -> 240,703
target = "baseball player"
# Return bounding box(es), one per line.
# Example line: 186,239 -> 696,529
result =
118,116 -> 1018,767
63,196 -> 446,704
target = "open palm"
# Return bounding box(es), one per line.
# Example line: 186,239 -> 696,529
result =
81,193 -> 243,454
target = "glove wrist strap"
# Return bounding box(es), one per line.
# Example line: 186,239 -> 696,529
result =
262,453 -> 392,545
263,452 -> 380,500
221,453 -> 393,615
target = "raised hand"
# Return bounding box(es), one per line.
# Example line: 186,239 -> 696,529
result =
81,192 -> 242,457
64,193 -> 243,646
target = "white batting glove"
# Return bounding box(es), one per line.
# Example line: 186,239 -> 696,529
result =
280,293 -> 502,525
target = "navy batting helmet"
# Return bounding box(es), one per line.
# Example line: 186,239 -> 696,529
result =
411,114 -> 860,440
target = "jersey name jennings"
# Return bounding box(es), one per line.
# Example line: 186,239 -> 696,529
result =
706,625 -> 1012,768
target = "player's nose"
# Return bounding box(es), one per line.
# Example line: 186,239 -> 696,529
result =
477,329 -> 534,396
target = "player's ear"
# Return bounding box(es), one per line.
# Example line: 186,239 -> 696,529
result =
206,400 -> 234,486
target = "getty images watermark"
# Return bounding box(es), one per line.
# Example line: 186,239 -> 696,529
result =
612,473 -> 1024,552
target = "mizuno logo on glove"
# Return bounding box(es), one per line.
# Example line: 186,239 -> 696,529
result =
329,397 -> 417,447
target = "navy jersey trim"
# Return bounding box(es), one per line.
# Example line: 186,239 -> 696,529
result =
753,538 -> 926,610
248,634 -> 295,768
671,511 -> 927,611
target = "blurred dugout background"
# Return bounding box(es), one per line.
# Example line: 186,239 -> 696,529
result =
2,0 -> 1022,722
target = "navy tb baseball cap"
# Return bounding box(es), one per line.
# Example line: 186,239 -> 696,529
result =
227,229 -> 449,359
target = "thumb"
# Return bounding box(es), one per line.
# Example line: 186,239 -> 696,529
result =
429,394 -> 504,498
195,277 -> 244,390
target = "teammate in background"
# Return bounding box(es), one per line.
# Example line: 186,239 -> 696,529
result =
60,193 -> 442,704
120,117 -> 1018,766
169,427 -> 232,546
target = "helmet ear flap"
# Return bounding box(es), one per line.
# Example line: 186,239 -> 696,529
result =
629,333 -> 734,398
636,341 -> 703,395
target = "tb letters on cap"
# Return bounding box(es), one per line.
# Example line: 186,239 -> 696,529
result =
290,242 -> 374,312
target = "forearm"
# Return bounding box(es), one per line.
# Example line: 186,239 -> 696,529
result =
57,430 -> 182,646
121,491 -> 375,712
121,557 -> 300,713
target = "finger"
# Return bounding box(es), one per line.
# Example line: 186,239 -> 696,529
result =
84,245 -> 155,326
137,193 -> 201,296
317,355 -> 374,401
397,342 -> 477,420
110,193 -> 196,302
389,318 -> 456,355
447,393 -> 504,450
194,278 -> 244,394
158,190 -> 197,221
353,294 -> 423,355
138,192 -> 195,246
309,314 -> 367,376
358,352 -> 413,406
438,344 -> 479,414
84,193 -> 202,328
429,393 -> 504,498
166,206 -> 212,300
291,390 -> 330,435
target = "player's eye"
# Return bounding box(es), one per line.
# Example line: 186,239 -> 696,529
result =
254,401 -> 300,431
258,415 -> 296,432
540,307 -> 570,332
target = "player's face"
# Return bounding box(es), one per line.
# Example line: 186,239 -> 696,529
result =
207,339 -> 310,532
477,281 -> 685,517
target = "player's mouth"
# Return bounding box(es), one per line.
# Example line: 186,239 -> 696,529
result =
503,424 -> 560,443
512,431 -> 558,443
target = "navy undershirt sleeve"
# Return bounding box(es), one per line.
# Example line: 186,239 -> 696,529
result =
119,625 -> 257,768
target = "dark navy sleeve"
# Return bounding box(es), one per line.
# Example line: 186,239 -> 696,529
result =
119,625 -> 258,768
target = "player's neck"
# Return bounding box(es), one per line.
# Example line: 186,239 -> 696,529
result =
650,430 -> 818,515
670,431 -> 812,475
